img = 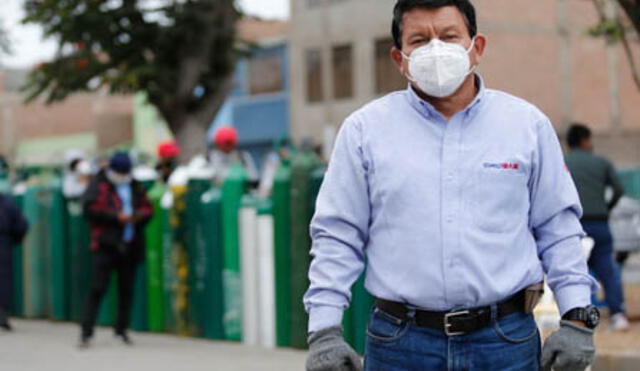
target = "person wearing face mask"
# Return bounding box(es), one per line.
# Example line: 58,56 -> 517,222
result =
62,150 -> 93,199
304,1 -> 598,370
79,152 -> 153,348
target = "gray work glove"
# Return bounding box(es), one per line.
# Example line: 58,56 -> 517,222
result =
541,320 -> 595,371
306,326 -> 362,371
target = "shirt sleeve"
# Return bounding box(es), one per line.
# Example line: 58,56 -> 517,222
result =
304,115 -> 370,333
529,117 -> 599,316
605,160 -> 625,211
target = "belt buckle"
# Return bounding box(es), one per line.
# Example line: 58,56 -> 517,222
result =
444,310 -> 470,336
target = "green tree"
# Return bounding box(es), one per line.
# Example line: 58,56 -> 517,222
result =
590,0 -> 640,91
0,19 -> 10,58
22,0 -> 241,158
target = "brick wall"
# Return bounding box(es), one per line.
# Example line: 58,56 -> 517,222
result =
0,70 -> 134,162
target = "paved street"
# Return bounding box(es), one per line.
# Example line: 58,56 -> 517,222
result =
2,255 -> 640,371
0,319 -> 306,371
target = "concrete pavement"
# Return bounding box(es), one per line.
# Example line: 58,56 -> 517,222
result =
3,315 -> 640,371
0,319 -> 306,371
3,253 -> 640,371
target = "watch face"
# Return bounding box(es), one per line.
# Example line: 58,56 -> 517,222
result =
586,306 -> 600,328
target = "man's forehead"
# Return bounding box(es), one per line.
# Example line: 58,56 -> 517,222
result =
402,6 -> 467,34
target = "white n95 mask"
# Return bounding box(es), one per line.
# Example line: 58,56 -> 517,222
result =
106,169 -> 132,186
403,37 -> 476,98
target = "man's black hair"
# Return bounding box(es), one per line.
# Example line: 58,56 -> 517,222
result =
392,0 -> 477,50
0,155 -> 7,172
567,123 -> 592,149
69,158 -> 82,172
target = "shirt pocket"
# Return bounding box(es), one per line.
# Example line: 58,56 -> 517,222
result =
471,167 -> 529,233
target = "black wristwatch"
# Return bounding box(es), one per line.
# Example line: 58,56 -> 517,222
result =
562,305 -> 600,329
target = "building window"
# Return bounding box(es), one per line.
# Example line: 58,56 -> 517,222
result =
375,38 -> 406,94
306,48 -> 324,103
248,54 -> 282,95
332,44 -> 353,100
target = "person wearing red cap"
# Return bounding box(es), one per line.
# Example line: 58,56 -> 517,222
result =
208,126 -> 258,186
213,126 -> 238,154
156,141 -> 181,183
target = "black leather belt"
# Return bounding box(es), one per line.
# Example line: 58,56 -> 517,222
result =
375,291 -> 525,336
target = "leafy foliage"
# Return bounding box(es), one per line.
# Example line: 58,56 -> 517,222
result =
22,0 -> 241,153
589,0 -> 640,90
0,19 -> 10,56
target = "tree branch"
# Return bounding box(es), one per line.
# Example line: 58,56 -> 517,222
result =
620,31 -> 640,90
195,76 -> 233,125
591,0 -> 640,91
616,0 -> 640,36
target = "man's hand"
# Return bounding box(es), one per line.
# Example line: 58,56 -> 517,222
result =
131,213 -> 146,225
118,213 -> 132,224
306,326 -> 362,371
541,320 -> 595,371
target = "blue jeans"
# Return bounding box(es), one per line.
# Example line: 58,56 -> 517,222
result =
583,220 -> 626,315
364,307 -> 541,371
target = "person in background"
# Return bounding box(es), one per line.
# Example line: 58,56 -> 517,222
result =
0,155 -> 11,193
156,141 -> 181,183
80,152 -> 153,347
208,126 -> 258,186
0,155 -> 8,175
0,190 -> 28,331
62,150 -> 92,199
257,137 -> 292,199
566,123 -> 629,331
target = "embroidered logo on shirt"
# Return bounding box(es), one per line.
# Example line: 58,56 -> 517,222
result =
483,162 -> 520,170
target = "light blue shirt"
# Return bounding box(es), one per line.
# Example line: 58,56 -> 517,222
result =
304,77 -> 598,333
116,183 -> 135,243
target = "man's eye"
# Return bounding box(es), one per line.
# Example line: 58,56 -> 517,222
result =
442,35 -> 458,41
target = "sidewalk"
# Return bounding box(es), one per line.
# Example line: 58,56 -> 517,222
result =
3,312 -> 640,371
0,319 -> 306,371
592,250 -> 640,371
2,284 -> 639,371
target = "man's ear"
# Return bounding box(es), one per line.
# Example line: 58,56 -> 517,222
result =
390,46 -> 405,74
471,34 -> 486,66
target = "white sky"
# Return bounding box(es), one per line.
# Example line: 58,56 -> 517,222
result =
0,0 -> 290,68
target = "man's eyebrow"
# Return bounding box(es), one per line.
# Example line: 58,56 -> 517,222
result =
439,25 -> 460,33
406,30 -> 428,39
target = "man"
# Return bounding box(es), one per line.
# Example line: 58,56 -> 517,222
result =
62,150 -> 92,199
0,191 -> 28,331
258,137 -> 293,199
208,126 -> 258,186
304,1 -> 599,370
156,141 -> 181,183
565,123 -> 629,331
80,152 -> 153,347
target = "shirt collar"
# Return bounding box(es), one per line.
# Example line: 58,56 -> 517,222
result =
405,74 -> 487,121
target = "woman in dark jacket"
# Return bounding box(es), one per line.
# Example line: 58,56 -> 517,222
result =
0,193 -> 29,331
